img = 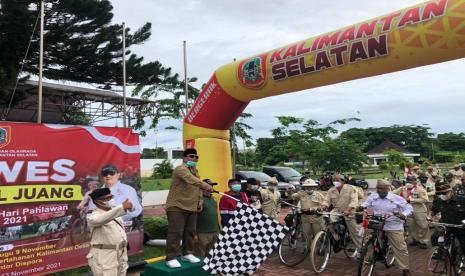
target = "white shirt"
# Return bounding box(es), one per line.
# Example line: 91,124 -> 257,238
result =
89,181 -> 142,221
363,192 -> 413,231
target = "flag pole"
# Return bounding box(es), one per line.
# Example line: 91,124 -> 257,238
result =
183,40 -> 188,115
122,22 -> 127,128
37,0 -> 45,123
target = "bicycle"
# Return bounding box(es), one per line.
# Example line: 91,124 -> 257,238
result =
358,214 -> 397,276
309,211 -> 358,273
278,205 -> 310,266
424,221 -> 465,276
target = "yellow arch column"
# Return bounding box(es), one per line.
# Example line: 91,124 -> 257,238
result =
183,0 -> 465,192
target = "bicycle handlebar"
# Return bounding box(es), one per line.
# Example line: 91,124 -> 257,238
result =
428,221 -> 465,228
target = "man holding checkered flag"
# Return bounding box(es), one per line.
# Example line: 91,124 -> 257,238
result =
202,193 -> 288,276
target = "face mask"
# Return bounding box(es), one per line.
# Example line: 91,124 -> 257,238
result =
251,185 -> 259,191
305,189 -> 314,195
186,161 -> 197,167
439,194 -> 449,201
378,191 -> 388,199
406,184 -> 414,189
231,184 -> 242,192
268,186 -> 276,192
105,199 -> 117,208
333,181 -> 341,188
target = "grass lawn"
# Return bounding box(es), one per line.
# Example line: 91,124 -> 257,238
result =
49,246 -> 165,275
142,177 -> 171,191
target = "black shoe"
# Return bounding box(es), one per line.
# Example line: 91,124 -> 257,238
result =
402,269 -> 412,276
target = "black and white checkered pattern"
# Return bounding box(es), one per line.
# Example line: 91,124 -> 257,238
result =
202,202 -> 288,275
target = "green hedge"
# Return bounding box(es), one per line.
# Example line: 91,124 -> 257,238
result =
144,216 -> 168,239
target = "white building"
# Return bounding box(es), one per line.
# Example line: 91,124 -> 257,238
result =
367,140 -> 420,166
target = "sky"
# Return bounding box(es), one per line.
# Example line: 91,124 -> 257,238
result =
109,0 -> 465,150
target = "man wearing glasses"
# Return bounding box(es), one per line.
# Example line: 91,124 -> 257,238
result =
165,148 -> 214,268
99,164 -> 142,221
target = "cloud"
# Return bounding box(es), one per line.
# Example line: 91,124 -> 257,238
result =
110,0 -> 465,149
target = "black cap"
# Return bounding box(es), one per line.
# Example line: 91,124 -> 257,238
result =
246,178 -> 257,184
89,188 -> 111,201
101,164 -> 118,176
183,148 -> 197,156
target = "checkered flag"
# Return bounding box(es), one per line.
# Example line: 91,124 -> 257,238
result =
202,202 -> 288,275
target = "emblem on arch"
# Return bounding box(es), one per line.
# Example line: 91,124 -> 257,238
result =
0,126 -> 11,148
237,54 -> 268,89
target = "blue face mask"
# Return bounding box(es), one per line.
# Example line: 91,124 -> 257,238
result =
231,184 -> 242,192
186,161 -> 197,167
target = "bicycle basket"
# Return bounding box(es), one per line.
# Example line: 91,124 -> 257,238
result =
366,215 -> 385,230
284,213 -> 294,227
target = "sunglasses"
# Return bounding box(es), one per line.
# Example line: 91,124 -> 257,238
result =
101,170 -> 117,177
186,154 -> 199,159
100,195 -> 113,200
437,191 -> 449,195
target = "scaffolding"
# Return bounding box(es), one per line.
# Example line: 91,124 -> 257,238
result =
1,80 -> 156,125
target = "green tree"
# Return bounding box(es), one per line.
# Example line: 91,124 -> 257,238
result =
152,160 -> 173,178
383,149 -> 409,179
141,148 -> 167,159
313,138 -> 367,173
437,133 -> 465,152
0,0 -> 177,125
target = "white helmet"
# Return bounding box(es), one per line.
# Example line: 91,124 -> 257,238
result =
302,178 -> 317,187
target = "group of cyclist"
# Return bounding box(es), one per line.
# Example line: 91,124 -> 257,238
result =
284,165 -> 465,276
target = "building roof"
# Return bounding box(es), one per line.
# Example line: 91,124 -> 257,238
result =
367,139 -> 412,154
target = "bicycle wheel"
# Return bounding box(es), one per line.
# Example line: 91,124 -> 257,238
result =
383,245 -> 395,268
278,227 -> 309,267
310,231 -> 331,273
452,244 -> 464,275
343,231 -> 358,259
358,239 -> 376,276
425,246 -> 452,276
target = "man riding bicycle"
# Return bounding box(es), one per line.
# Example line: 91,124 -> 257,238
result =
429,183 -> 465,256
363,179 -> 413,276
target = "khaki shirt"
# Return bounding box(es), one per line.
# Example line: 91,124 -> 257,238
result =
450,169 -> 464,181
322,184 -> 358,214
260,188 -> 281,219
87,205 -> 127,246
392,186 -> 428,212
165,165 -> 211,212
292,191 -> 324,222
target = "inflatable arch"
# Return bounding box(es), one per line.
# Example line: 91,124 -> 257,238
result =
183,0 -> 465,191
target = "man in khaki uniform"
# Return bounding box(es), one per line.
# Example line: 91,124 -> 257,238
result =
290,180 -> 324,241
165,148 -> 213,268
393,176 -> 429,249
444,172 -> 461,188
412,165 -> 421,178
418,172 -> 435,211
322,174 -> 362,250
426,165 -> 439,183
363,180 -> 413,276
260,177 -> 281,219
450,164 -> 463,183
86,188 -> 134,276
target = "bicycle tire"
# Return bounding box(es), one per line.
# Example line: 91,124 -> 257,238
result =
358,238 -> 376,276
383,245 -> 395,268
425,246 -> 452,276
343,231 -> 358,259
452,242 -> 464,275
310,231 -> 331,273
278,227 -> 310,267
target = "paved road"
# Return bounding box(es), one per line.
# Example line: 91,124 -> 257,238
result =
143,204 -> 434,275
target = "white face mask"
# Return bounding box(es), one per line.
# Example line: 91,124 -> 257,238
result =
439,194 -> 449,201
105,198 -> 117,208
406,183 -> 414,189
333,181 -> 341,188
251,185 -> 259,191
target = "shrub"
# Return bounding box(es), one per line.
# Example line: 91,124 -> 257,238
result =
144,216 -> 168,239
152,160 -> 173,178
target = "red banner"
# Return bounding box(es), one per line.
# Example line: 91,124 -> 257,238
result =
0,122 -> 143,275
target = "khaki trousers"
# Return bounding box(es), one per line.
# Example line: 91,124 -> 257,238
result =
407,211 -> 429,244
166,207 -> 197,260
195,232 -> 219,257
385,230 -> 409,270
345,217 -> 363,249
88,247 -> 128,276
301,216 -> 321,243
